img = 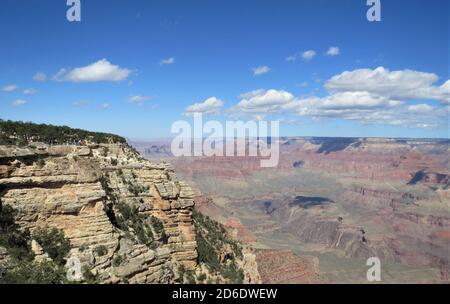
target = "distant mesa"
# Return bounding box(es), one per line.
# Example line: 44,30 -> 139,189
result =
312,137 -> 359,154
408,169 -> 450,187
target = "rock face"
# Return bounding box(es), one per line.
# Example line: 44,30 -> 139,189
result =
0,143 -> 198,283
255,250 -> 322,284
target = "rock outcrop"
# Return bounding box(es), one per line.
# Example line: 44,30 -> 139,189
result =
255,250 -> 322,284
0,143 -> 198,283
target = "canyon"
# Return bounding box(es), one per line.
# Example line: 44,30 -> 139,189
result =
134,137 -> 450,283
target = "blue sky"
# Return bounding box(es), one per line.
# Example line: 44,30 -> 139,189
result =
0,0 -> 448,139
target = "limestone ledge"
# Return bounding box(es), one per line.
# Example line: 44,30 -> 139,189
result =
0,143 -> 198,283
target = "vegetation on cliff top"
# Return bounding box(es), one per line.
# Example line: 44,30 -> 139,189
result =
0,119 -> 126,145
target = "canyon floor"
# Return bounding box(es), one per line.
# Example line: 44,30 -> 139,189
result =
132,137 -> 450,284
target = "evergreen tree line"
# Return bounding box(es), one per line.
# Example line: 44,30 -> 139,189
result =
0,119 -> 126,146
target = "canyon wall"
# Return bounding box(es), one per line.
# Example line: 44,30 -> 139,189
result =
0,143 -> 206,283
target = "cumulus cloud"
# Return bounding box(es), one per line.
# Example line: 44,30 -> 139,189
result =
2,84 -> 18,92
23,88 -> 36,95
325,67 -> 450,103
319,92 -> 402,109
129,95 -> 151,105
54,59 -> 132,82
302,50 -> 316,61
286,50 -> 316,62
12,99 -> 27,106
286,55 -> 297,62
33,72 -> 47,82
408,104 -> 434,112
183,97 -> 224,116
252,66 -> 270,76
160,57 -> 175,65
233,89 -> 295,113
325,47 -> 340,56
227,67 -> 449,129
286,99 -> 445,128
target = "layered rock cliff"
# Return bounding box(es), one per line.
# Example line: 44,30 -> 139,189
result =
0,139 -> 257,283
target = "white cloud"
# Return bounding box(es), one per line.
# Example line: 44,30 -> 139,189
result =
33,72 -> 47,82
325,67 -> 450,103
252,66 -> 270,76
319,91 -> 402,110
12,99 -> 27,106
280,92 -> 401,114
2,84 -> 18,92
415,123 -> 439,129
230,74 -> 448,129
184,97 -> 224,116
325,47 -> 340,56
129,95 -> 151,105
408,104 -> 434,112
100,103 -> 110,110
252,114 -> 266,121
302,50 -> 316,61
54,59 -> 132,82
286,55 -> 297,62
288,99 -> 445,128
297,82 -> 309,88
286,50 -> 316,62
160,57 -> 175,65
224,66 -> 448,129
72,100 -> 87,107
234,89 -> 295,113
23,88 -> 36,95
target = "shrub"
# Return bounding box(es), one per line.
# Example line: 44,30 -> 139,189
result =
192,209 -> 244,283
1,260 -> 67,284
101,147 -> 109,157
35,158 -> 45,168
0,203 -> 17,232
112,255 -> 123,267
117,202 -> 133,222
178,265 -> 186,281
81,265 -> 98,284
150,216 -> 164,234
0,204 -> 69,284
127,183 -> 148,196
79,244 -> 87,252
186,271 -> 196,284
177,265 -> 196,284
111,158 -> 118,166
115,202 -> 154,246
32,227 -> 71,266
0,203 -> 32,261
94,245 -> 108,256
197,273 -> 207,282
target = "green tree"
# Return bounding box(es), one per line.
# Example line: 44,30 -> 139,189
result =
32,227 -> 71,266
